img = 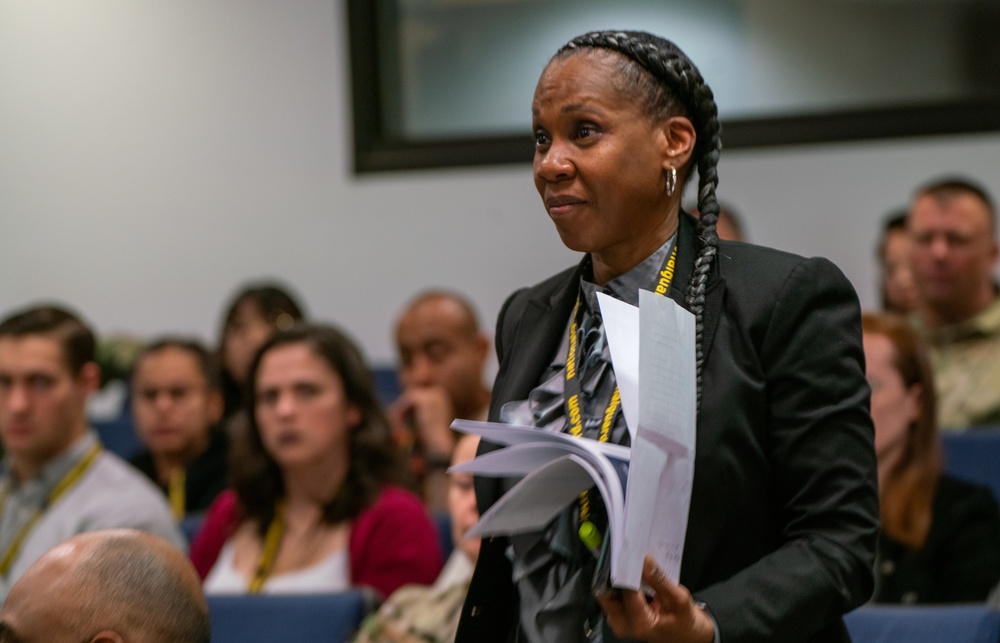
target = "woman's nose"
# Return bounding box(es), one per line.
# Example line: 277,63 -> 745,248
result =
535,140 -> 575,183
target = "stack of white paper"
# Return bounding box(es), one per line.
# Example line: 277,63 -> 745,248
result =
452,291 -> 697,591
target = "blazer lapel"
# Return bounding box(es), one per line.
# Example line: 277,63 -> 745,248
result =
488,264 -> 581,421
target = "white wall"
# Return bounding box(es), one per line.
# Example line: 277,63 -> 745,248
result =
1,1 -> 998,366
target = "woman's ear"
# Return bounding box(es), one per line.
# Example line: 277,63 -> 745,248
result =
656,115 -> 697,175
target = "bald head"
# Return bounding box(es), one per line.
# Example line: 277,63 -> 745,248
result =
395,291 -> 490,419
0,530 -> 210,643
398,291 -> 482,338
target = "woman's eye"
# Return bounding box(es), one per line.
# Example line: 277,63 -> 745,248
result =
534,130 -> 550,147
575,123 -> 597,139
295,383 -> 319,399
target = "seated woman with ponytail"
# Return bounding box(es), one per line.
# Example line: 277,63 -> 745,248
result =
196,324 -> 441,597
456,31 -> 879,643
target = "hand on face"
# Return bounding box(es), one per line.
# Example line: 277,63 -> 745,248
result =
395,296 -> 490,421
597,556 -> 715,643
388,385 -> 456,460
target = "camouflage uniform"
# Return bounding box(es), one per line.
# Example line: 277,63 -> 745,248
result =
920,297 -> 1000,430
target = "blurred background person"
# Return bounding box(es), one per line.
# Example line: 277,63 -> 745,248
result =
354,433 -> 481,643
193,324 -> 441,597
691,201 -> 747,242
390,291 -> 491,513
876,210 -> 920,314
217,282 -> 306,422
129,338 -> 228,519
0,305 -> 184,603
862,312 -> 1000,603
0,529 -> 210,643
907,178 -> 1000,430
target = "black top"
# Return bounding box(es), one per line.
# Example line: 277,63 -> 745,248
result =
875,474 -> 1000,604
129,427 -> 229,515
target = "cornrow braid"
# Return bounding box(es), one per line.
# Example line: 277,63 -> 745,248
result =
557,31 -> 723,408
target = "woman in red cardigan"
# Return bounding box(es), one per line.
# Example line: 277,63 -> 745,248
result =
192,323 -> 441,597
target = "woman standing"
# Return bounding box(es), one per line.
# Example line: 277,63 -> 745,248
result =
457,31 -> 878,642
196,324 -> 441,597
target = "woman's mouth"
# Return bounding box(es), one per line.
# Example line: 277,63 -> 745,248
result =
275,431 -> 302,446
546,195 -> 586,216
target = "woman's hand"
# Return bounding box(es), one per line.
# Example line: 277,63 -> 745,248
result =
597,556 -> 715,643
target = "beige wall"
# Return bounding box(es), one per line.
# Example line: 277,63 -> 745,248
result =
1,0 -> 997,365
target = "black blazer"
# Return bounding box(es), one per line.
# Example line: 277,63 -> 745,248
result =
457,213 -> 879,643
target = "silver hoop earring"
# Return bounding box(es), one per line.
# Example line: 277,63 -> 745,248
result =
665,166 -> 677,196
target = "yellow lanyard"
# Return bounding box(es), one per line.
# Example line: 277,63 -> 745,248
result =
566,243 -> 677,522
0,443 -> 103,576
248,500 -> 287,593
167,469 -> 186,521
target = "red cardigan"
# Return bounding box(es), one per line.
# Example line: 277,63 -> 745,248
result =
190,485 -> 442,598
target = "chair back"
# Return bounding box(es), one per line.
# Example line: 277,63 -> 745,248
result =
207,591 -> 378,643
941,428 -> 1000,503
845,605 -> 1000,643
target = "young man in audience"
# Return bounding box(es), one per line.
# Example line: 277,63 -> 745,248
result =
0,529 -> 210,643
390,291 -> 491,513
907,178 -> 1000,430
129,339 -> 228,518
0,305 -> 184,602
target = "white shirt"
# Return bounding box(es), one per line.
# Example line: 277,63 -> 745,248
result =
203,539 -> 350,595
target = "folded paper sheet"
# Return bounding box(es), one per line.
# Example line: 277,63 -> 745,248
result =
452,289 -> 697,590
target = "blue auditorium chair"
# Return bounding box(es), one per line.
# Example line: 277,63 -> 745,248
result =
179,513 -> 205,545
941,428 -> 1000,503
371,366 -> 402,407
207,591 -> 379,643
845,605 -> 1000,643
434,512 -> 454,560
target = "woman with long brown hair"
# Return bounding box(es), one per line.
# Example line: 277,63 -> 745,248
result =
863,312 -> 1000,603
194,323 -> 441,597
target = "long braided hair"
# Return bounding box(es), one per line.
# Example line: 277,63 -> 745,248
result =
554,31 -> 723,405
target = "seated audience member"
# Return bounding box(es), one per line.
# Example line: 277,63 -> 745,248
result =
0,529 -> 210,643
129,338 -> 228,518
217,282 -> 306,421
907,177 -> 1000,429
877,210 -> 919,314
863,312 -> 1000,603
194,323 -> 441,596
692,201 -> 747,242
390,291 -> 491,513
0,305 -> 184,602
354,433 -> 481,643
